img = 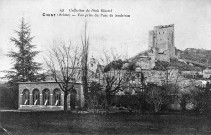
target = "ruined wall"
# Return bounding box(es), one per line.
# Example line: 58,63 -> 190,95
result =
148,30 -> 154,49
136,57 -> 152,69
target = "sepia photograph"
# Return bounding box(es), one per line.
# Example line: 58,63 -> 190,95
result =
0,0 -> 211,134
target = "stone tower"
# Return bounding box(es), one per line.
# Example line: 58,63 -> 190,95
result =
89,56 -> 98,72
149,24 -> 176,62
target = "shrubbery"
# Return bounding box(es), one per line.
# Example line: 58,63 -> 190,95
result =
87,81 -> 211,114
188,86 -> 210,113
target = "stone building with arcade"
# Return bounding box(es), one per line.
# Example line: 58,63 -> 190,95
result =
18,57 -> 98,111
18,81 -> 84,110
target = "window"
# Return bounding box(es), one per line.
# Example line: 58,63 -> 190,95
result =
33,89 -> 40,105
53,89 -> 61,106
43,89 -> 50,105
22,89 -> 30,105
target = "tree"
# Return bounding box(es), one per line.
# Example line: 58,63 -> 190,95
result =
4,17 -> 42,83
153,59 -> 205,113
191,85 -> 210,113
98,51 -> 128,110
153,60 -> 184,112
81,23 -> 89,110
145,83 -> 169,113
128,69 -> 149,113
45,42 -> 81,111
179,91 -> 191,112
88,81 -> 103,112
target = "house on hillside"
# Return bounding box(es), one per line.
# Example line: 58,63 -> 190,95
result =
203,68 -> 211,79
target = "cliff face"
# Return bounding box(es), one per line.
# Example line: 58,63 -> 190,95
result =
178,48 -> 211,67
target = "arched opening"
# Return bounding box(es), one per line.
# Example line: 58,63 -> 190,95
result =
53,88 -> 61,106
33,89 -> 40,105
22,89 -> 30,105
42,89 -> 50,106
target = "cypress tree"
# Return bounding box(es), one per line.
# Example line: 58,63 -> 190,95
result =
5,17 -> 42,82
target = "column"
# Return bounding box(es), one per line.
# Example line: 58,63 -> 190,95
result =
61,93 -> 64,106
50,94 -> 53,105
40,94 -> 43,105
67,93 -> 70,108
30,94 -> 33,105
19,93 -> 23,108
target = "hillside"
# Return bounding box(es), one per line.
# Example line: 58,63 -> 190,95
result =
178,48 -> 211,67
99,48 -> 211,72
153,59 -> 201,71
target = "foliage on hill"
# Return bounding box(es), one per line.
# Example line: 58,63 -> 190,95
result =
104,59 -> 124,72
103,59 -> 137,72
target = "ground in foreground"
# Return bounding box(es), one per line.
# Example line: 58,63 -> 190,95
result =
0,111 -> 211,134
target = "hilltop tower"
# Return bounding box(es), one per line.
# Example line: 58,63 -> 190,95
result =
149,24 -> 176,62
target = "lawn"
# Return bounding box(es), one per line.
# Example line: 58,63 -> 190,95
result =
0,111 -> 211,134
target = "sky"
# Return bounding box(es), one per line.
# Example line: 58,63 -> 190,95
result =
0,0 -> 211,80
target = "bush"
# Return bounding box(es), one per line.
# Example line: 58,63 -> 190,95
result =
191,87 -> 210,113
112,95 -> 140,109
88,82 -> 105,109
109,95 -> 154,112
0,83 -> 18,109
